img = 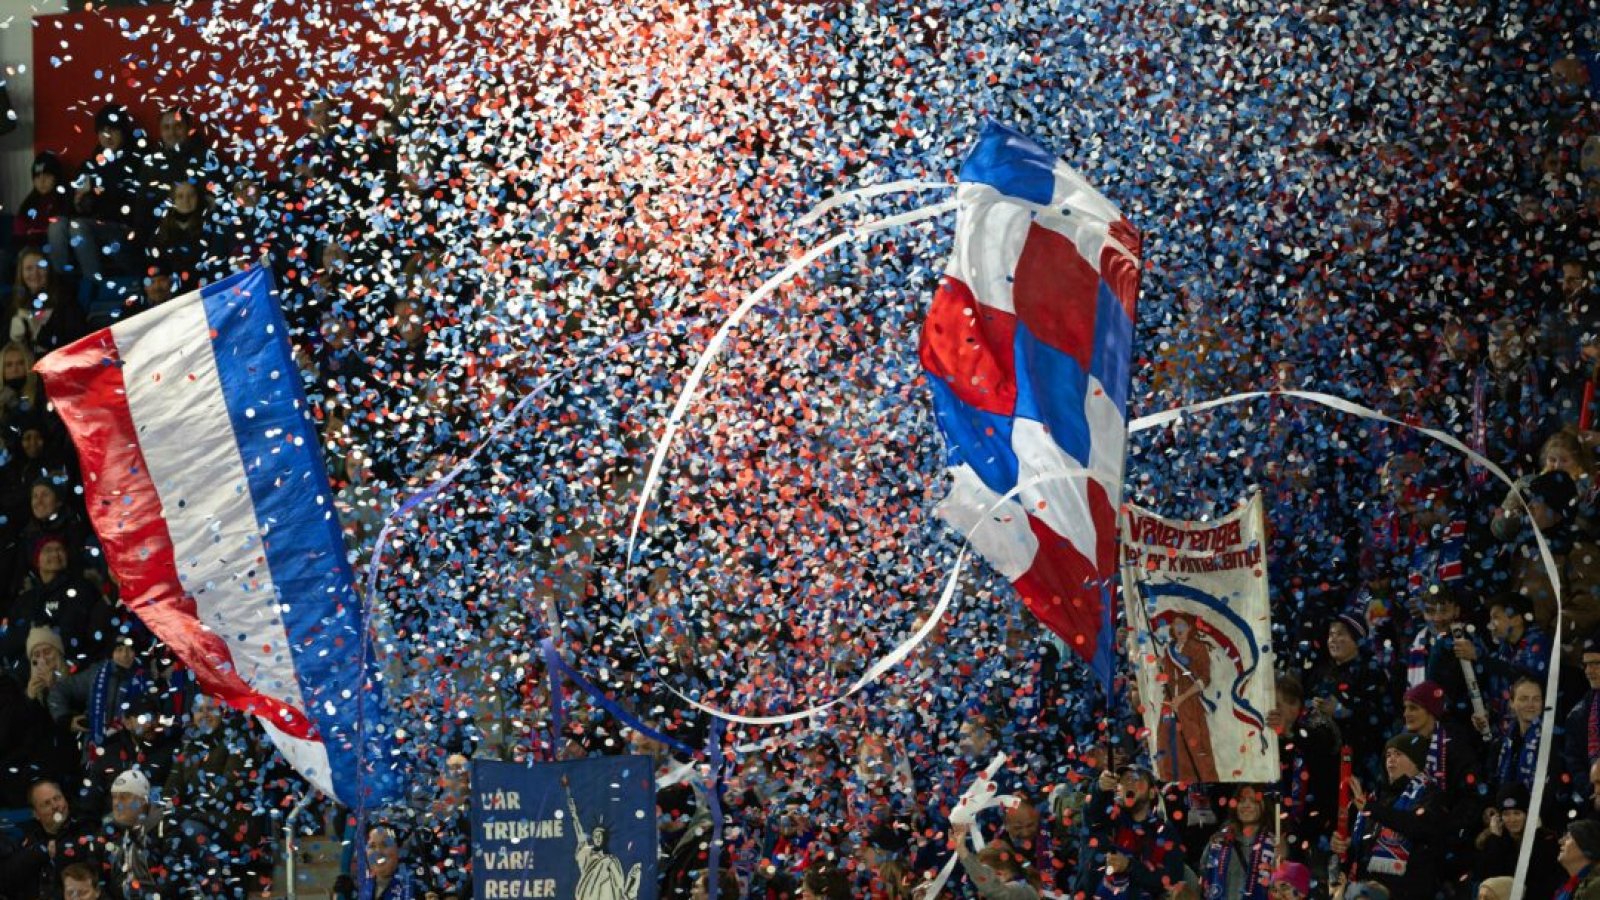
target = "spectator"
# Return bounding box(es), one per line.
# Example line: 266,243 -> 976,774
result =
0,536 -> 106,672
0,628 -> 77,805
1565,638 -> 1600,804
0,779 -> 107,900
1495,469 -> 1581,633
1476,876 -> 1512,900
412,751 -> 471,898
0,414 -> 74,518
1270,673 -> 1340,861
1,662 -> 46,802
1478,316 -> 1546,474
1308,611 -> 1392,783
1406,590 -> 1485,719
1400,680 -> 1482,803
0,340 -> 50,426
1557,820 -> 1600,900
1482,676 -> 1552,796
1198,785 -> 1276,900
1079,765 -> 1184,899
12,152 -> 69,273
366,824 -> 423,900
952,821 -> 1039,900
58,862 -> 102,900
136,107 -> 219,225
6,248 -> 87,357
48,636 -> 150,769
18,479 -> 93,572
1472,783 -> 1560,899
1536,257 -> 1600,427
54,105 -> 148,285
1000,794 -> 1059,890
50,104 -> 145,286
1333,733 -> 1446,899
161,694 -> 263,850
145,180 -> 212,292
21,626 -> 65,698
103,768 -> 203,899
799,860 -> 851,900
691,868 -> 742,900
1471,592 -> 1551,719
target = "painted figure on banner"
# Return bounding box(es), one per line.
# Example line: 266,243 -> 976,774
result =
1157,613 -> 1221,783
566,778 -> 642,900
1124,496 -> 1279,784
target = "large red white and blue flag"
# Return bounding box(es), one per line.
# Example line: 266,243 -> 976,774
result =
37,268 -> 396,806
921,122 -> 1141,685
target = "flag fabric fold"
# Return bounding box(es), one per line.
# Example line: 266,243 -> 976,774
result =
36,267 -> 396,806
921,121 -> 1141,684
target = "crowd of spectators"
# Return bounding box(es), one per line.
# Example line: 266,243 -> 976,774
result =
0,0 -> 1599,899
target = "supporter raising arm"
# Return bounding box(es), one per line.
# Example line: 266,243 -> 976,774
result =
1080,765 -> 1186,899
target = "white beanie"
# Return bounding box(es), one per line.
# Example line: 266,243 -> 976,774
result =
110,769 -> 150,800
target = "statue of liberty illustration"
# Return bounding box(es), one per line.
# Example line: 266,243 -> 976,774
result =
564,776 -> 642,900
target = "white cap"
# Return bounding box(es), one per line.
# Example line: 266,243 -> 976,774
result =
111,769 -> 150,800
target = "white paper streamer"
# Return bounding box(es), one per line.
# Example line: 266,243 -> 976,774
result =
795,179 -> 953,228
915,753 -> 1013,899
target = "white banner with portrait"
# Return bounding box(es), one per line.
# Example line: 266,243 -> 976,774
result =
1122,494 -> 1279,783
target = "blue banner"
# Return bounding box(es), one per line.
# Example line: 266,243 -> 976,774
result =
471,756 -> 658,900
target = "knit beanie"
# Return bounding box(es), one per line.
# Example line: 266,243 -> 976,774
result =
1385,733 -> 1428,773
1335,610 -> 1369,642
1569,820 -> 1600,861
25,626 -> 63,660
1479,877 -> 1512,900
1494,783 -> 1530,813
29,534 -> 65,571
1403,681 -> 1447,720
1271,862 -> 1311,896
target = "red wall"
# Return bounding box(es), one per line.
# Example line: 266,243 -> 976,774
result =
32,1 -> 454,175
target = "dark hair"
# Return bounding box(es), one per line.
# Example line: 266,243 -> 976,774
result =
1275,673 -> 1304,704
800,863 -> 850,899
702,868 -> 740,897
93,103 -> 135,142
30,152 -> 63,182
1488,592 -> 1532,619
161,106 -> 195,128
1421,587 -> 1460,609
977,840 -> 1043,890
26,778 -> 62,806
61,862 -> 97,885
11,246 -> 65,312
1223,785 -> 1277,832
1510,675 -> 1543,698
970,713 -> 1001,743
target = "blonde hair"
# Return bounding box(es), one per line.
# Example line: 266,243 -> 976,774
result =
10,247 -> 62,314
976,841 -> 1042,889
1541,429 -> 1593,479
0,341 -> 43,409
1479,876 -> 1512,900
875,858 -> 911,900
